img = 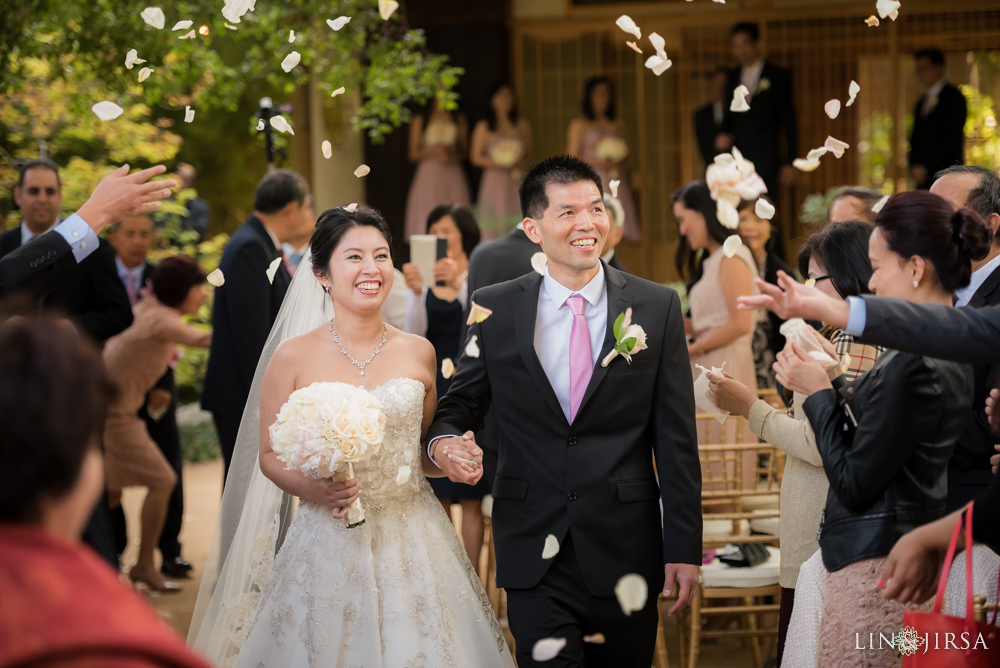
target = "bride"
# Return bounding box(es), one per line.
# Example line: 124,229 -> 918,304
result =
189,206 -> 514,667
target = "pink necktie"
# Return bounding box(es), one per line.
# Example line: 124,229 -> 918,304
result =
125,270 -> 138,306
567,294 -> 593,422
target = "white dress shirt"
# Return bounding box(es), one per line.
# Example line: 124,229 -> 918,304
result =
115,256 -> 144,299
21,218 -> 60,245
534,264 -> 608,421
955,253 -> 1000,308
741,59 -> 765,101
921,78 -> 947,117
30,214 -> 99,264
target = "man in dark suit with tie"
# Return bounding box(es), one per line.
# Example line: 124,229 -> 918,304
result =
429,156 -> 701,667
0,159 -> 133,342
201,170 -> 314,482
909,49 -> 968,190
694,67 -> 730,167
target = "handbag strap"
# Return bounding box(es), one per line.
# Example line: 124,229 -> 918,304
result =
932,501 -> 975,622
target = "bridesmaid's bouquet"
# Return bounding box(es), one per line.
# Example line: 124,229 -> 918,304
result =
425,121 -> 458,147
595,136 -> 629,163
489,138 -> 524,168
270,383 -> 386,528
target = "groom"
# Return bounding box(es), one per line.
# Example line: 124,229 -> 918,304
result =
428,156 -> 701,667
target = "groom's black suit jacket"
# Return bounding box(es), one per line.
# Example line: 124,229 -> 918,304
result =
428,262 -> 702,597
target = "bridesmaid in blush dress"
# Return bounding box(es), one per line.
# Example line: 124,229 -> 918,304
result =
567,76 -> 640,243
404,96 -> 471,242
470,82 -> 532,240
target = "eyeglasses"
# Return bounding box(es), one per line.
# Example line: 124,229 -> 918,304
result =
24,187 -> 59,196
812,275 -> 831,283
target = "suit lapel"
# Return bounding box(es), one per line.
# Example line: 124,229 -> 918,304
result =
513,273 -> 567,424
577,264 -> 631,417
969,264 -> 1000,309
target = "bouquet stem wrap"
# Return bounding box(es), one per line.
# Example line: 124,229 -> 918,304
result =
345,462 -> 365,528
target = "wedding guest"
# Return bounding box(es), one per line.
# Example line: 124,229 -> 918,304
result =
0,158 -> 133,342
828,186 -> 883,224
103,255 -> 212,592
0,315 -> 211,668
404,95 -> 471,242
738,196 -> 791,387
202,170 -> 312,482
602,193 -> 627,272
471,82 -> 532,240
107,215 -> 192,579
694,68 -> 730,167
281,223 -> 313,276
776,191 -> 988,666
567,76 -> 640,243
909,49 -> 967,190
708,220 -> 882,664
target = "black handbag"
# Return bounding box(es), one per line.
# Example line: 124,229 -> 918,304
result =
717,542 -> 770,568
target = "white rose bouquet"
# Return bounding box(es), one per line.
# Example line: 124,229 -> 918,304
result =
489,138 -> 524,168
270,382 -> 386,528
595,136 -> 629,163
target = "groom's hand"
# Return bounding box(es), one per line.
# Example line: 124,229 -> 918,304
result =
433,432 -> 484,485
664,563 -> 700,616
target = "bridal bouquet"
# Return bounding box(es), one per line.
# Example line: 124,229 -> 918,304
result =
489,138 -> 524,168
425,121 -> 457,147
595,136 -> 629,163
270,383 -> 386,528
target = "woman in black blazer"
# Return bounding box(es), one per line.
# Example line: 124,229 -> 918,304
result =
773,191 -> 991,666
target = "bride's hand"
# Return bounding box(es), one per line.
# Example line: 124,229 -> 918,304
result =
300,476 -> 360,518
433,432 -> 484,485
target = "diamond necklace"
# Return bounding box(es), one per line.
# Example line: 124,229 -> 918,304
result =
329,321 -> 388,376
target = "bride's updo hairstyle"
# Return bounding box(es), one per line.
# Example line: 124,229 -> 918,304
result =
875,191 -> 991,294
310,205 -> 393,277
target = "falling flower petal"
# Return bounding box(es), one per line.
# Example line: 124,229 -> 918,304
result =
807,147 -> 830,162
281,51 -> 301,73
824,136 -> 850,158
846,81 -> 861,107
465,334 -> 480,358
717,198 -> 739,229
755,197 -> 775,220
481,495 -> 493,516
178,30 -> 196,39
184,105 -> 195,123
644,55 -> 672,76
889,9 -> 898,20
344,203 -> 358,213
327,16 -> 351,31
730,85 -> 750,112
379,0 -> 399,20
288,29 -> 295,43
224,22 -> 238,30
532,638 -> 568,662
137,67 -> 154,82
206,268 -> 225,286
865,15 -> 880,27
793,158 -> 822,172
872,195 -> 889,213
723,235 -> 743,258
331,86 -> 346,97
270,115 -> 294,134
222,0 -> 256,24
877,0 -> 900,19
615,15 -> 641,40
542,534 -> 560,559
441,358 -> 455,379
610,179 -> 620,198
649,32 -> 667,59
583,634 -> 606,644
626,41 -> 642,54
395,465 -> 411,485
172,20 -> 193,31
256,119 -> 265,131
266,257 -> 281,284
140,7 -> 165,29
354,164 -> 370,178
321,140 -> 332,159
615,573 -> 648,616
125,49 -> 146,70
531,252 -> 548,276
825,99 -> 841,119
466,301 -> 493,326
92,101 -> 124,121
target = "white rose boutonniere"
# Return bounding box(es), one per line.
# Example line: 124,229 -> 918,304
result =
601,307 -> 648,367
756,77 -> 771,94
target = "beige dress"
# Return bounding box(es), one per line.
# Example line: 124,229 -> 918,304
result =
102,298 -> 204,492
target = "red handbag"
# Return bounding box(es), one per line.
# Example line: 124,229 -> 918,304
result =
902,502 -> 1000,666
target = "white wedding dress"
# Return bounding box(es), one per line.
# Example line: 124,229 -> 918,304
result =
233,377 -> 514,668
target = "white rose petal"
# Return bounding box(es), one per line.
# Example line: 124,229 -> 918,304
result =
395,465 -> 411,485
379,0 -> 399,20
542,534 -> 560,559
865,15 -> 880,27
609,179 -> 620,198
221,0 -> 256,24
730,84 -> 750,112
481,494 -> 493,516
137,67 -> 154,82
723,234 -> 743,258
583,633 -> 606,644
206,268 -> 225,286
807,147 -> 829,162
793,157 -> 822,172
824,136 -> 850,158
532,638 -> 568,662
846,81 -> 861,107
755,197 -> 775,220
615,573 -> 648,615
644,55 -> 672,76
224,23 -> 238,30
184,105 -> 195,123
877,0 -> 901,19
626,41 -> 642,54
825,99 -> 841,119
717,198 -> 739,229
266,256 -> 282,284
531,252 -> 548,276
322,140 -> 332,159
331,86 -> 346,98
354,164 -> 370,178
92,101 -> 124,121
172,20 -> 193,31
344,202 -> 358,213
256,119 -> 265,131
615,15 -> 641,40
327,16 -> 351,31
270,115 -> 294,134
141,7 -> 165,29
441,358 -> 455,380
178,30 -> 196,39
889,9 -> 898,20
465,334 -> 480,358
466,301 -> 493,325
125,49 -> 146,70
648,32 -> 668,61
281,51 -> 301,73
872,195 -> 889,214
288,29 -> 295,43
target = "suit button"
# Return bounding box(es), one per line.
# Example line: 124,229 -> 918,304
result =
568,436 -> 578,446
29,261 -> 37,268
568,492 -> 578,501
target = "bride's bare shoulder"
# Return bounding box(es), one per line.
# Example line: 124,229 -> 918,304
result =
386,326 -> 435,364
270,325 -> 329,365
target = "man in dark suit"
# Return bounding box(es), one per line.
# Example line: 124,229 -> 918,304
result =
428,156 -> 701,667
910,49 -> 967,190
0,159 -> 133,342
694,67 -> 730,167
201,170 -> 314,483
718,23 -> 798,200
928,166 -> 1000,512
602,193 -> 628,273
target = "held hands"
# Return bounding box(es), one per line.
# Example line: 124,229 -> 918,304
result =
773,341 -> 833,396
738,271 -> 850,328
707,371 -> 757,419
432,432 -> 484,485
664,563 -> 700,616
76,164 -> 177,234
301,476 -> 361,519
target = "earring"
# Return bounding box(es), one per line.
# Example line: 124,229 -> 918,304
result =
912,280 -> 919,289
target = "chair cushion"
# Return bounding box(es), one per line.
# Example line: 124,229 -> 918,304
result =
702,546 -> 781,588
703,518 -> 750,541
